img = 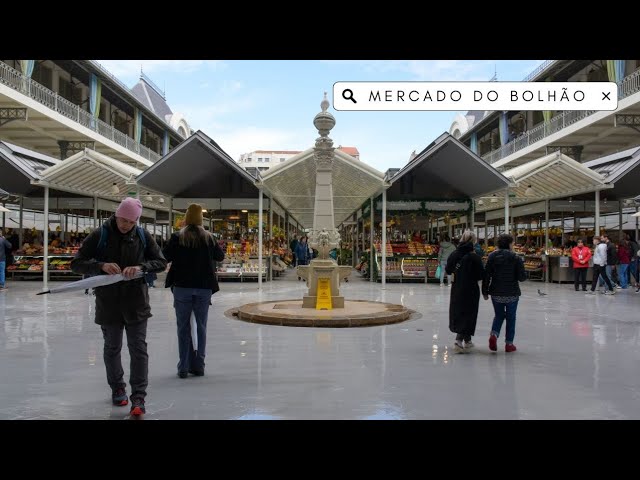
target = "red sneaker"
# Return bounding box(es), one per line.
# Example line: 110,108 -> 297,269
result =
489,335 -> 497,352
505,344 -> 517,353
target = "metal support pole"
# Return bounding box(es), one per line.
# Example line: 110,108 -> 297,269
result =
619,204 -> 624,241
382,189 -> 387,289
168,197 -> 173,241
258,188 -> 263,291
19,196 -> 24,247
504,188 -> 510,237
370,197 -> 374,283
269,204 -> 273,282
93,196 -> 98,229
594,190 -> 600,238
635,206 -> 639,242
43,186 -> 49,291
545,199 -> 550,283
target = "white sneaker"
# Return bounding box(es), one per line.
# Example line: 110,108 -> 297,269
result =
447,283 -> 451,287
604,290 -> 616,295
453,341 -> 465,353
464,341 -> 474,351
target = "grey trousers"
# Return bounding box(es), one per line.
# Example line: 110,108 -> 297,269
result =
101,319 -> 148,400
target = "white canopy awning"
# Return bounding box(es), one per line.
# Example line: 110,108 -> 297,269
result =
34,148 -> 169,211
476,151 -> 609,212
261,148 -> 386,228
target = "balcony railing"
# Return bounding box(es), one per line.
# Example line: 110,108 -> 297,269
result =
0,62 -> 161,163
482,69 -> 640,165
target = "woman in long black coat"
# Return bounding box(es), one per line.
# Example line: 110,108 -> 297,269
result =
445,230 -> 485,353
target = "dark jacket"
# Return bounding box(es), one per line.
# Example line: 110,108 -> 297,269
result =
482,249 -> 526,297
0,237 -> 12,263
606,241 -> 618,265
163,231 -> 225,293
445,241 -> 485,336
71,217 -> 167,325
295,242 -> 310,265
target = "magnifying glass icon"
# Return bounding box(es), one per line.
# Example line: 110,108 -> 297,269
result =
342,89 -> 357,104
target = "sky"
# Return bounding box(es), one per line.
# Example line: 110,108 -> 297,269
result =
97,60 -> 545,173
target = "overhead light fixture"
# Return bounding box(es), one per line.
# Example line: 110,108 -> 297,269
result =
144,192 -> 153,202
603,197 -> 608,204
202,209 -> 207,213
568,197 -> 572,203
241,209 -> 248,213
110,182 -> 119,195
490,195 -> 498,204
478,199 -> 484,206
229,216 -> 240,220
158,197 -> 165,204
525,185 -> 534,196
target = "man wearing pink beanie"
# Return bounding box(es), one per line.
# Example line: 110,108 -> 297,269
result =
71,197 -> 167,416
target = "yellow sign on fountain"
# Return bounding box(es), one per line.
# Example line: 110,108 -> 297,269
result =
316,278 -> 332,310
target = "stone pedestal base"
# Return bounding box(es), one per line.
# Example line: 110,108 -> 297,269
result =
302,295 -> 345,309
297,259 -> 352,309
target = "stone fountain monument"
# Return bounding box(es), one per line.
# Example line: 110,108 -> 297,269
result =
229,93 -> 412,327
296,93 -> 352,308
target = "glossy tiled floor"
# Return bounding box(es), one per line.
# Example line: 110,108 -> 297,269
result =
1,270 -> 639,419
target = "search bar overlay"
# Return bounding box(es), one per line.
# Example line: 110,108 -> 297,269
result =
333,82 -> 618,111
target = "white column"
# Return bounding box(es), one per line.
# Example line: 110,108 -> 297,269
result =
258,188 -> 263,291
619,205 -> 624,241
382,189 -> 387,289
370,197 -> 374,283
635,206 -> 638,242
545,199 -> 550,283
504,188 -> 510,236
594,191 -> 600,238
19,196 -> 24,247
168,197 -> 173,241
269,203 -> 273,282
43,186 -> 49,291
93,196 -> 98,228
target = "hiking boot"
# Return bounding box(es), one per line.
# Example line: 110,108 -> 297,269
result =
178,371 -> 188,379
130,397 -> 145,416
505,344 -> 517,353
489,334 -> 497,352
112,387 -> 128,406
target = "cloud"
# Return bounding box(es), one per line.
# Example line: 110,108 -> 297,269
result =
94,60 -> 226,83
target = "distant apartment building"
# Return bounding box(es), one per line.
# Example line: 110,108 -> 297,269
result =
238,145 -> 360,172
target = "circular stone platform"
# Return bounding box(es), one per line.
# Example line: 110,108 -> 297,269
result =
226,300 -> 414,328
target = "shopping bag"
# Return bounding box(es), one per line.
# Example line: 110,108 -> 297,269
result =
435,265 -> 441,278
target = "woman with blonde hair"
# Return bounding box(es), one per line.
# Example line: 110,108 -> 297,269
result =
163,204 -> 225,378
445,229 -> 485,353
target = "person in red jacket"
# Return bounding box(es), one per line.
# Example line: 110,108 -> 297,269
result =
571,238 -> 592,292
617,239 -> 631,289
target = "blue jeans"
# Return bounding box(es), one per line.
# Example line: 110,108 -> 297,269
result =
172,287 -> 213,374
598,265 -> 616,290
491,298 -> 519,344
618,264 -> 629,288
0,260 -> 5,287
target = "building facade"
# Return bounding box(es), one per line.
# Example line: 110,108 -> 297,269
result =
448,60 -> 640,169
0,60 -> 191,167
